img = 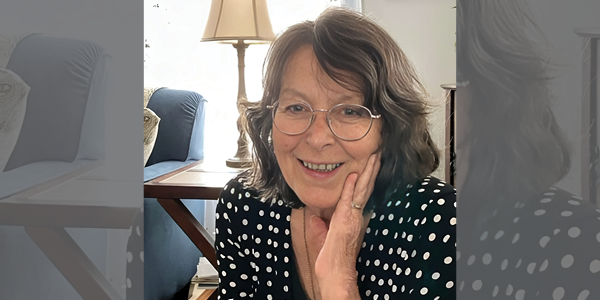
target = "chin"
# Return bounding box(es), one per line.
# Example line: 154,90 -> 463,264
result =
296,186 -> 342,210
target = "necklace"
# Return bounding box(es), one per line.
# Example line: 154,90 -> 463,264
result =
303,207 -> 317,300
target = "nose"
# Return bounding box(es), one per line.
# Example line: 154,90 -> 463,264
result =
305,111 -> 336,150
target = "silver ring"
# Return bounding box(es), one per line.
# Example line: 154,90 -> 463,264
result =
351,201 -> 362,209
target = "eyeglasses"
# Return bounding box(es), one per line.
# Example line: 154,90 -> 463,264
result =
267,101 -> 381,141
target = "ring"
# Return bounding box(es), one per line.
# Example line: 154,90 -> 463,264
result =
351,201 -> 362,209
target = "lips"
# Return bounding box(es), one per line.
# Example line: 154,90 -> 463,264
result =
300,159 -> 342,172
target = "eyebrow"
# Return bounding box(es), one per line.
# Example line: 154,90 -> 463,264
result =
279,88 -> 362,105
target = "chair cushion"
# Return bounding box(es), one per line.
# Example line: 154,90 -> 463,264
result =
146,88 -> 206,166
4,34 -> 106,171
144,108 -> 160,167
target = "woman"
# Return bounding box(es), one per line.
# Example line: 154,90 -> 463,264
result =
456,0 -> 600,299
216,7 -> 456,299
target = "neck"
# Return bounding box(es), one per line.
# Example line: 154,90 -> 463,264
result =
303,205 -> 335,226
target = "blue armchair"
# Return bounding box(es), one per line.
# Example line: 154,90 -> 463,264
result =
128,87 -> 208,300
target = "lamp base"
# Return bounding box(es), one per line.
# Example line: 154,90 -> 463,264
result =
226,156 -> 251,168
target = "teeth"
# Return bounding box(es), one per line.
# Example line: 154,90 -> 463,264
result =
302,161 -> 341,172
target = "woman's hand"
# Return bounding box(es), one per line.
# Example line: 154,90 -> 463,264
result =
308,153 -> 381,299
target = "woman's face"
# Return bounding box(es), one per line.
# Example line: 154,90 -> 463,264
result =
272,45 -> 382,210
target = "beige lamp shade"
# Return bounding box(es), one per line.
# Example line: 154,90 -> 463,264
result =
202,0 -> 275,44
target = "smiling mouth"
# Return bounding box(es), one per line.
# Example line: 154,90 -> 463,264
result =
300,160 -> 342,172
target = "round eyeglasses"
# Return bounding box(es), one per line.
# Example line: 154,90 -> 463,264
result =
267,101 -> 381,141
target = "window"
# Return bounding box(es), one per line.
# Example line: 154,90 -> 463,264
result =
144,0 -> 358,162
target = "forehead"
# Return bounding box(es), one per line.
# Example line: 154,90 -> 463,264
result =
280,45 -> 363,105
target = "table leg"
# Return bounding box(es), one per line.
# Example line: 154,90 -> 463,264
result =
157,198 -> 217,269
25,226 -> 123,300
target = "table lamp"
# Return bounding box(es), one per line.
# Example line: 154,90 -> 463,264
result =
201,0 -> 275,168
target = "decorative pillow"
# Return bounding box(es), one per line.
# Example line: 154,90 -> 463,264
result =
144,107 -> 160,166
0,67 -> 30,172
144,87 -> 162,108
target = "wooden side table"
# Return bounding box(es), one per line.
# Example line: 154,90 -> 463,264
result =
575,27 -> 600,206
442,83 -> 457,187
144,160 -> 242,300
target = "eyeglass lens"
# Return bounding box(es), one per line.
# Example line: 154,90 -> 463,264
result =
272,101 -> 374,140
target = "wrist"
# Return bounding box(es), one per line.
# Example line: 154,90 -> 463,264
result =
317,272 -> 360,300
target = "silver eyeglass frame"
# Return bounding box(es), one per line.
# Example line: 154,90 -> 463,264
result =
266,102 -> 381,141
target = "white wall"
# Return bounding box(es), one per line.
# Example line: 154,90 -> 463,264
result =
362,0 -> 456,180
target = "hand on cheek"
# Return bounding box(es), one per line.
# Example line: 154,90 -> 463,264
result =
307,153 -> 381,299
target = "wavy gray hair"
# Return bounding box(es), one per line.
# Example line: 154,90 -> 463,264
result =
241,7 -> 439,210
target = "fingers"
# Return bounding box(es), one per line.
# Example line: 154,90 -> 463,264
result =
351,153 -> 381,211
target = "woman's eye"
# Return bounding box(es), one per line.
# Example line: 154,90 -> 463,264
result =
343,108 -> 361,116
284,104 -> 308,113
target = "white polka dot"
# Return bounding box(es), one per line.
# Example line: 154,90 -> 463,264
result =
540,197 -> 552,203
432,272 -> 440,280
494,230 -> 504,239
450,217 -> 456,225
513,217 -> 520,223
437,198 -> 445,205
444,256 -> 453,264
415,270 -> 422,278
561,211 -> 573,217
421,204 -> 428,211
568,227 -> 581,238
433,214 -> 441,222
140,251 -> 144,262
388,214 -> 394,220
512,233 -> 520,243
423,252 -> 430,260
127,278 -> 131,288
230,282 -> 236,288
382,229 -> 389,235
596,232 -> 600,243
433,189 -> 440,193
482,253 -> 492,265
443,234 -> 451,243
378,279 -> 384,286
493,286 -> 499,296
126,251 -> 133,263
229,263 -> 236,269
446,281 -> 454,288
515,259 -> 522,268
420,287 -> 428,295
553,287 -> 565,300
467,255 -> 476,265
472,280 -> 483,291
418,188 -> 425,192
527,262 -> 536,274
560,255 -> 574,268
506,284 -> 513,296
515,289 -> 526,300
405,267 -> 411,275
534,209 -> 546,216
590,260 -> 600,273
540,236 -> 550,248
554,229 -> 561,235
429,233 -> 436,241
501,259 -> 508,270
136,226 -> 141,236
578,290 -> 590,300
480,231 -> 489,241
539,259 -> 548,272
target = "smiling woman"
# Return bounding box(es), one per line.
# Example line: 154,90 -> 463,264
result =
215,7 -> 456,300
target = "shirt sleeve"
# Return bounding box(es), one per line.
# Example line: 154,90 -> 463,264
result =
215,179 -> 257,299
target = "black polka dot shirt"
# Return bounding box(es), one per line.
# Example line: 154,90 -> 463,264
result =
457,186 -> 600,299
215,175 -> 456,299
